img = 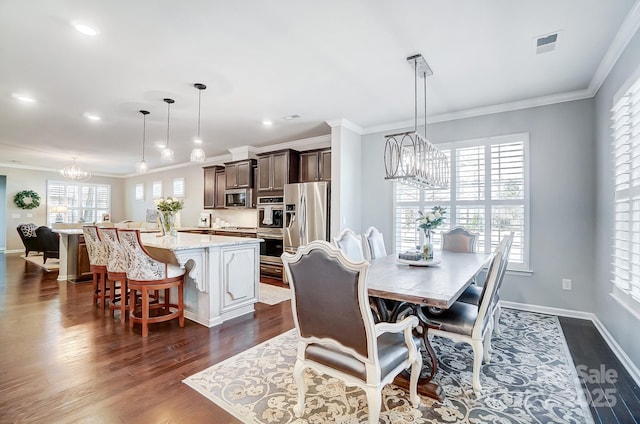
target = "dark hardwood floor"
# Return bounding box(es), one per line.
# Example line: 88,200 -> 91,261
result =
2,253 -> 639,423
0,253 -> 294,423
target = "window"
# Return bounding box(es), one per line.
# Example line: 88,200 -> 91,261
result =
152,181 -> 162,199
135,183 -> 144,201
173,177 -> 185,198
611,73 -> 640,313
47,181 -> 111,226
394,133 -> 529,270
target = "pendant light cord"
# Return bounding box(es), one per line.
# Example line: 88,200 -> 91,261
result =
166,102 -> 171,148
142,113 -> 146,161
197,89 -> 202,139
414,59 -> 418,133
423,71 -> 427,139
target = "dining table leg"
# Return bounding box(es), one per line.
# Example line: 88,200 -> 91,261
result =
389,302 -> 444,401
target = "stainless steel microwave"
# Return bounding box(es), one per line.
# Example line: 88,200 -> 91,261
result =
224,188 -> 253,208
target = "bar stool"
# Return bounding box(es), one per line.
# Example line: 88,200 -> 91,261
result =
117,229 -> 185,337
83,226 -> 109,309
98,227 -> 129,322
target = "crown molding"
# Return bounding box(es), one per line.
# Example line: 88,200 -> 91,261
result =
325,118 -> 363,135
0,161 -> 121,179
588,0 -> 640,94
255,134 -> 332,153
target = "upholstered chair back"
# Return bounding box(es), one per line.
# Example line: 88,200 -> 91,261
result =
363,227 -> 387,261
287,242 -> 370,357
82,225 -> 108,267
117,229 -> 168,281
441,227 -> 479,253
97,227 -> 127,273
333,228 -> 366,262
472,250 -> 503,340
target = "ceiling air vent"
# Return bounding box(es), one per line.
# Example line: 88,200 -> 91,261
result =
534,31 -> 561,54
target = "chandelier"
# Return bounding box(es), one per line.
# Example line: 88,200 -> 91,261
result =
59,157 -> 91,181
190,83 -> 206,162
384,54 -> 449,189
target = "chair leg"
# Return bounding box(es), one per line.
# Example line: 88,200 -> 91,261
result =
99,273 -> 107,309
363,386 -> 381,424
120,279 -> 128,323
178,281 -> 184,327
409,351 -> 422,407
470,340 -> 484,395
493,303 -> 502,335
292,360 -> 307,417
129,289 -> 136,329
93,272 -> 99,306
109,278 -> 117,318
483,324 -> 493,363
141,287 -> 149,338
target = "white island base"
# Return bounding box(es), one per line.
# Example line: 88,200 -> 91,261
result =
140,232 -> 262,327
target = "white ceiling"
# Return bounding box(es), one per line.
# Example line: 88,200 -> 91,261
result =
0,0 -> 637,176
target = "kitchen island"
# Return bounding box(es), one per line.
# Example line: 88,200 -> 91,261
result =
54,229 -> 262,327
140,232 -> 262,327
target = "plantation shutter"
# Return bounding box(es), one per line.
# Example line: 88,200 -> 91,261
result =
173,177 -> 185,198
612,78 -> 640,302
135,183 -> 144,201
46,181 -> 111,226
456,146 -> 484,201
152,181 -> 162,199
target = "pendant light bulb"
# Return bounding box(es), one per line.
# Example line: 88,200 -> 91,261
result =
190,83 -> 207,163
136,110 -> 150,173
161,98 -> 175,162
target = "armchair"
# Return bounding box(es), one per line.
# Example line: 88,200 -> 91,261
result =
16,223 -> 41,257
35,226 -> 59,263
281,240 -> 421,423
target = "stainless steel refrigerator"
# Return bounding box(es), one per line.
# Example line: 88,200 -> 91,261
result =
284,181 -> 330,254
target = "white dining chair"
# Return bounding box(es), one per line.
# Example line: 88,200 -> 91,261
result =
333,228 -> 366,262
363,226 -> 387,261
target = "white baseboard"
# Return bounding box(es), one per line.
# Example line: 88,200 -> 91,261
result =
3,249 -> 23,254
502,301 -> 640,387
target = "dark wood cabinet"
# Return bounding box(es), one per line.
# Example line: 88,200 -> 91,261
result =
76,235 -> 92,281
204,165 -> 226,209
299,148 -> 331,182
256,149 -> 299,192
225,159 -> 256,189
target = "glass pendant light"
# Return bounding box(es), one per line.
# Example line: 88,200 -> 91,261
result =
190,83 -> 206,162
161,98 -> 175,162
136,110 -> 150,173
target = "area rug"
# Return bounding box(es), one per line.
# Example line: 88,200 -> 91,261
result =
21,254 -> 59,272
258,283 -> 291,305
183,309 -> 594,423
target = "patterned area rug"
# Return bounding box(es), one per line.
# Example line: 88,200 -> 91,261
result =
183,309 -> 594,423
21,254 -> 59,272
258,283 -> 291,305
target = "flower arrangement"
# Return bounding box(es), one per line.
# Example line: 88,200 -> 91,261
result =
416,206 -> 446,232
155,196 -> 184,213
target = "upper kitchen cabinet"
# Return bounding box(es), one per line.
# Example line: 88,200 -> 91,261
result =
203,165 -> 226,209
299,148 -> 331,182
225,159 -> 256,189
257,149 -> 300,192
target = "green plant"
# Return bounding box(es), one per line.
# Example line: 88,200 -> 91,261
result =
155,196 -> 184,213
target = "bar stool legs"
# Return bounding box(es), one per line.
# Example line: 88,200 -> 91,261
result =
128,276 -> 184,337
91,265 -> 108,309
107,272 -> 129,323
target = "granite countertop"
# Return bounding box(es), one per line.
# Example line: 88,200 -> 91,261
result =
140,231 -> 262,251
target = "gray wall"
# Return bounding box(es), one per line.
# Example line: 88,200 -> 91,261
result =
0,175 -> 6,250
0,166 -> 124,251
362,98 -> 597,313
595,30 -> 640,367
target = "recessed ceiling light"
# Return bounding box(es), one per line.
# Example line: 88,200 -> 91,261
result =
156,142 -> 166,149
262,120 -> 273,126
194,138 -> 203,144
83,112 -> 101,121
283,114 -> 300,120
72,22 -> 98,36
12,93 -> 36,103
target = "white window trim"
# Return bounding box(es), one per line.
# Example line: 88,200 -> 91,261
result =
392,132 -> 531,271
172,177 -> 185,198
610,63 -> 640,311
135,183 -> 144,201
152,181 -> 162,199
46,180 -> 111,226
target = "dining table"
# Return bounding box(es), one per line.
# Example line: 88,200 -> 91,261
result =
366,251 -> 491,400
